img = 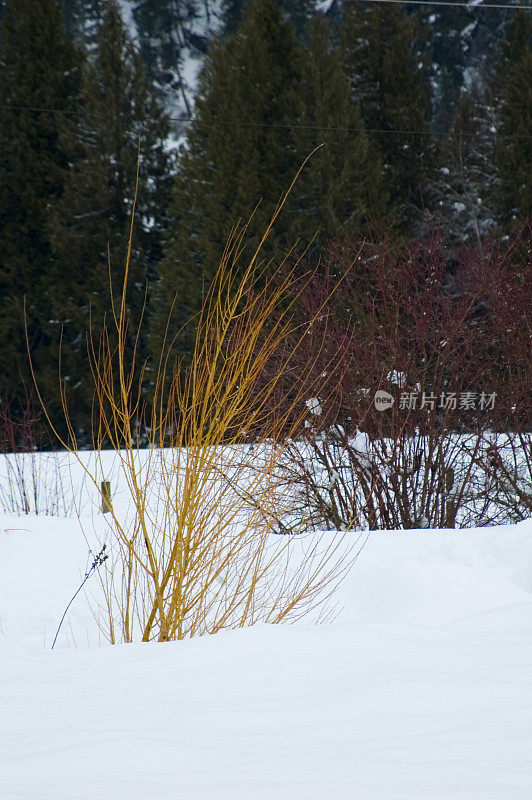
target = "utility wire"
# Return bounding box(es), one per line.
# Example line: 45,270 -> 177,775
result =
346,0 -> 532,9
176,119 -> 532,139
1,103 -> 531,139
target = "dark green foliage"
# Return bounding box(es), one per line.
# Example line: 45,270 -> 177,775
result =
423,5 -> 478,133
60,0 -> 107,48
431,91 -> 497,243
290,17 -> 390,243
491,12 -> 532,224
156,1 -> 395,361
421,5 -> 518,134
0,0 -> 81,418
222,0 -> 315,38
131,0 -> 200,116
339,2 -> 435,229
154,0 -> 305,358
50,0 -> 171,435
220,0 -> 244,33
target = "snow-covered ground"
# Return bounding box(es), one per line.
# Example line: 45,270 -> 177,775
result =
1,501 -> 532,798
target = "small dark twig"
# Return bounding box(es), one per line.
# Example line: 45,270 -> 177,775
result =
1,528 -> 31,533
51,546 -> 108,650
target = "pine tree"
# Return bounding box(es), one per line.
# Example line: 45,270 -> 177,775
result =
131,0 -> 200,118
222,0 -> 315,39
50,0 -> 170,435
0,0 -> 81,418
421,5 -> 516,135
339,2 -> 435,230
290,17 -> 390,243
60,0 -> 107,50
154,0 -> 305,358
431,90 -> 497,243
491,12 -> 532,224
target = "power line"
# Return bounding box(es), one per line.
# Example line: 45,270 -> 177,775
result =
0,104 -> 78,116
175,117 -> 532,140
347,0 -> 532,9
1,103 -> 531,140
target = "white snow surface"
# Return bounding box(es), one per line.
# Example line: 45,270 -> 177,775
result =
1,497 -> 532,797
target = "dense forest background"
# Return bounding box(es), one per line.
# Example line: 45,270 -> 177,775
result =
0,0 -> 530,445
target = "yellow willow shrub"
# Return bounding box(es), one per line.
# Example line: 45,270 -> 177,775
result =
35,177 -> 358,643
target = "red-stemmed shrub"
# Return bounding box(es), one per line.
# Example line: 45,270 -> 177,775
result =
260,224 -> 531,530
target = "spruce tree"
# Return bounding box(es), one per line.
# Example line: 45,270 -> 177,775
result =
431,90 -> 497,243
222,0 -> 315,39
50,0 -> 170,436
291,17 -> 390,243
60,0 -> 107,49
491,12 -> 532,224
154,0 -> 305,358
0,0 -> 81,419
131,0 -> 200,117
339,2 -> 435,230
421,6 -> 517,135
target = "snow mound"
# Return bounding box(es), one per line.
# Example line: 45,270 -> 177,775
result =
1,515 -> 531,798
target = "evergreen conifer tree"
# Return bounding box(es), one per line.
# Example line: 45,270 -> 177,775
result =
491,11 -> 532,223
339,2 -> 435,230
50,0 -> 170,436
431,89 -> 497,243
60,0 -> 107,49
291,17 -> 390,243
154,0 -> 305,358
0,0 -> 81,417
222,0 -> 315,38
131,0 -> 200,118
